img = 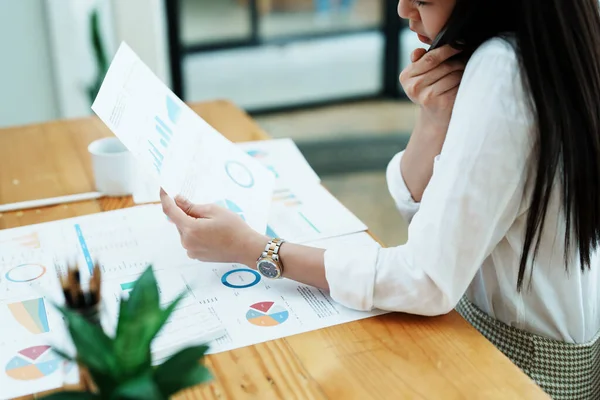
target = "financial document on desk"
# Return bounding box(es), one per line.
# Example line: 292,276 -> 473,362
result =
91,42 -> 274,235
0,204 -> 382,398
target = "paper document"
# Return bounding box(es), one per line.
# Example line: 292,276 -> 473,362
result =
132,138 -> 321,205
0,194 -> 375,398
101,270 -> 226,365
0,234 -> 80,400
0,205 -> 226,398
0,341 -> 66,400
131,164 -> 161,204
0,204 -> 378,397
266,182 -> 367,243
237,138 -> 320,188
235,139 -> 366,243
92,42 -> 274,234
131,177 -> 161,205
177,231 -> 386,354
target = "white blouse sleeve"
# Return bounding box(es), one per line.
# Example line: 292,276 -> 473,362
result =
385,150 -> 421,223
323,38 -> 534,315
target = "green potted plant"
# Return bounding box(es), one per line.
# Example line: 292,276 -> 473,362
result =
45,266 -> 212,399
87,8 -> 109,105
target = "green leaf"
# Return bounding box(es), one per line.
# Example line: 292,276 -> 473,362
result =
41,391 -> 99,399
113,298 -> 153,376
157,364 -> 212,397
162,292 -> 184,321
113,266 -> 162,376
57,307 -> 118,377
110,372 -> 164,400
87,368 -> 120,399
127,267 -> 160,313
154,345 -> 212,397
112,268 -> 187,378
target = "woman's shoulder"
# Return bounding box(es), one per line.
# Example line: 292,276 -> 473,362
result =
461,35 -> 527,104
454,34 -> 534,132
468,35 -> 520,71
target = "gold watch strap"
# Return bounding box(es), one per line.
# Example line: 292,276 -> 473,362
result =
260,238 -> 285,273
265,238 -> 283,257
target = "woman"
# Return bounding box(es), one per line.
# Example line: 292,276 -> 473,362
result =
161,0 -> 600,397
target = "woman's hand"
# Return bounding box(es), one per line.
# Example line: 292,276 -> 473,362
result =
160,189 -> 268,266
400,45 -> 465,124
398,45 -> 466,202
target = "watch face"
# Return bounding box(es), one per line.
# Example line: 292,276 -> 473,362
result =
257,259 -> 280,279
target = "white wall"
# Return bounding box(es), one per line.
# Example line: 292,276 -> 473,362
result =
110,0 -> 171,86
45,0 -> 118,120
45,0 -> 170,120
0,0 -> 58,128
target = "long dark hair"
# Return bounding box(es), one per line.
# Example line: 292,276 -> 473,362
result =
443,0 -> 600,290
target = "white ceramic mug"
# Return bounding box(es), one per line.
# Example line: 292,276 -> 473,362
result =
88,137 -> 135,196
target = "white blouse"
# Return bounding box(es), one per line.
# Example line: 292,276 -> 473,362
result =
323,37 -> 600,344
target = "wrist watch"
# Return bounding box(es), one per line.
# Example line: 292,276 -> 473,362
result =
256,238 -> 285,279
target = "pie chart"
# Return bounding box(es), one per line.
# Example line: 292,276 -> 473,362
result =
5,345 -> 60,381
246,301 -> 289,327
7,298 -> 50,334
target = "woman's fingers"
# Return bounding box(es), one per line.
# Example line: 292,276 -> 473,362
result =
411,48 -> 427,63
431,70 -> 463,96
404,61 -> 464,100
400,45 -> 464,106
410,45 -> 462,75
160,189 -> 190,227
418,71 -> 463,109
419,60 -> 464,88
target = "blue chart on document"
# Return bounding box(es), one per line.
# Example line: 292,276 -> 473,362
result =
148,95 -> 181,173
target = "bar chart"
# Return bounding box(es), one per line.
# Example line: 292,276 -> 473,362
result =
273,188 -> 302,207
149,96 -> 181,173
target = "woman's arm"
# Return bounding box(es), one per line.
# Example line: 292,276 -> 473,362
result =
241,40 -> 531,315
399,46 -> 465,202
160,39 -> 532,315
400,113 -> 450,202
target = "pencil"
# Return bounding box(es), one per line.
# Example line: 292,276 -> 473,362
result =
0,192 -> 103,213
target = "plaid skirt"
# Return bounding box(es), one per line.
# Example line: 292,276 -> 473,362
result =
456,296 -> 600,399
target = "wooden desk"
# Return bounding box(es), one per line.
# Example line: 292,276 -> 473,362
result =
1,100 -> 549,399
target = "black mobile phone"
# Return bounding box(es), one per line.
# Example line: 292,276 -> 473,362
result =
428,1 -> 474,52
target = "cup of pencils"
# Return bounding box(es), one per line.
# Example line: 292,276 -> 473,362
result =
60,263 -> 102,327
59,262 -> 103,392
